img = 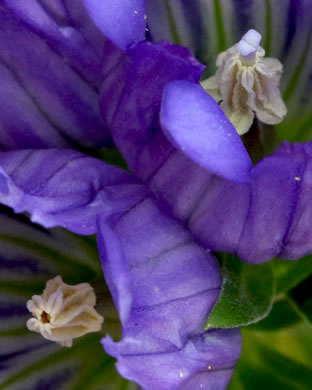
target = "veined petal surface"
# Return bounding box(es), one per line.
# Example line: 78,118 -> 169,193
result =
0,149 -> 148,234
98,194 -> 241,390
0,1 -> 122,149
138,140 -> 312,264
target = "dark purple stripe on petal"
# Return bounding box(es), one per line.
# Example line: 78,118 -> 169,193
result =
33,367 -> 76,390
0,257 -> 42,274
0,342 -> 48,365
0,3 -> 112,149
282,0 -> 303,57
232,0 -> 255,37
0,303 -> 28,318
180,0 -> 206,59
3,0 -> 107,87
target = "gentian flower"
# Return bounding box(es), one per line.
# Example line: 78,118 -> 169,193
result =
0,1 -> 312,390
0,7 -> 250,386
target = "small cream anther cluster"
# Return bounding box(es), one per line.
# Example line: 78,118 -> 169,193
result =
26,276 -> 104,347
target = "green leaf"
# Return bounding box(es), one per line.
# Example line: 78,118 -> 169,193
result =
249,297 -> 302,331
273,255 -> 312,294
204,255 -> 274,329
297,298 -> 312,324
290,275 -> 312,325
228,321 -> 312,390
228,291 -> 312,390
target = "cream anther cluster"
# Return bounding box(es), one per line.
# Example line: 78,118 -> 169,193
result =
26,276 -> 104,347
202,29 -> 287,135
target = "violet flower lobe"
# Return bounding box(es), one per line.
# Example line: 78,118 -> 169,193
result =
0,0 -> 146,150
98,193 -> 242,390
0,148 -> 148,234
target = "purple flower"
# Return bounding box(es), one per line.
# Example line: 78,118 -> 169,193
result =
0,1 -> 311,389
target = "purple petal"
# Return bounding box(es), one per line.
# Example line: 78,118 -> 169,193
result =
98,195 -> 241,389
104,329 -> 241,390
0,3 -> 116,149
3,0 -> 107,86
238,141 -> 312,262
124,133 -> 312,263
82,0 -> 146,49
278,142 -> 312,258
189,141 -> 312,263
236,143 -> 302,262
0,149 -> 147,234
160,81 -> 252,183
100,40 -> 204,168
97,220 -> 133,324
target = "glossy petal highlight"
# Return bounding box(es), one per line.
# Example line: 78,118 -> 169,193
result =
82,0 -> 146,49
160,81 -> 252,183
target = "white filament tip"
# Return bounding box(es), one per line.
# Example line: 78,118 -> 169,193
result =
238,29 -> 262,56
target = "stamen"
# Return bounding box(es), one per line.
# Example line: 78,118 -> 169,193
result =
201,29 -> 287,135
40,311 -> 51,324
238,29 -> 262,65
26,276 -> 104,347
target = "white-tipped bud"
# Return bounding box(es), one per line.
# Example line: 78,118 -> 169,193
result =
26,276 -> 104,347
201,29 -> 287,135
